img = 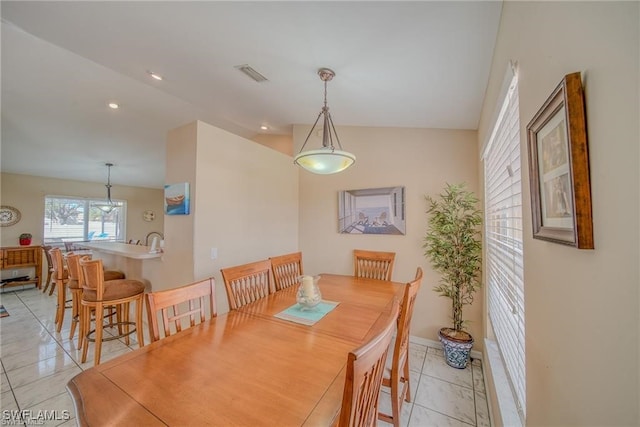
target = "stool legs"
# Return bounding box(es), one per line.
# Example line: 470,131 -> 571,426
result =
55,279 -> 66,332
81,295 -> 145,366
69,288 -> 82,342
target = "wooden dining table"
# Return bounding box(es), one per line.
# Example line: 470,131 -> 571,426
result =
66,273 -> 404,426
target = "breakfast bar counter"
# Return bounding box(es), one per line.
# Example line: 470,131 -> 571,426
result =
78,241 -> 162,289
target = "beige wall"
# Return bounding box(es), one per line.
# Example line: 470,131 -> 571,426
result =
251,133 -> 293,156
0,172 -> 164,248
164,121 -> 299,314
0,172 -> 164,281
478,2 -> 639,425
295,125 -> 482,345
160,122 -> 199,290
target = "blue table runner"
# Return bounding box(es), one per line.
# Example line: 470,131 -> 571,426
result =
274,301 -> 339,326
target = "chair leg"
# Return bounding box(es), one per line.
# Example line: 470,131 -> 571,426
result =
402,361 -> 411,403
48,276 -> 56,296
81,304 -> 91,363
77,305 -> 85,350
69,289 -> 80,341
93,302 -> 104,366
136,296 -> 144,348
390,372 -> 401,427
42,270 -> 52,293
122,302 -> 130,346
55,280 -> 66,332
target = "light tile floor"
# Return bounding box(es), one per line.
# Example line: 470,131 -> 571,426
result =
0,287 -> 491,426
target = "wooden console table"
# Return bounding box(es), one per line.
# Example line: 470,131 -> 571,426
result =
0,245 -> 42,289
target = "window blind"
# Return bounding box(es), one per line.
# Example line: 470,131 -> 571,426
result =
483,70 -> 526,421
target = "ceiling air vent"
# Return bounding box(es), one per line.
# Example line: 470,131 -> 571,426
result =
235,64 -> 268,83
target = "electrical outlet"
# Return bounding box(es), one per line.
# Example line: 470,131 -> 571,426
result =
210,248 -> 218,260
12,270 -> 18,277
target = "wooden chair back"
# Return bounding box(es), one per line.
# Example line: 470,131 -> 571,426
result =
220,260 -> 274,310
48,248 -> 65,281
65,253 -> 82,284
270,252 -> 303,291
79,257 -> 105,299
146,278 -> 217,342
353,249 -> 396,281
378,267 -> 423,426
42,245 -> 55,293
338,299 -> 399,427
43,245 -> 53,271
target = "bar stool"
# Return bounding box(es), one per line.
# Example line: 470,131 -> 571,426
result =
49,248 -> 70,332
79,257 -> 145,365
65,254 -> 126,346
41,245 -> 55,293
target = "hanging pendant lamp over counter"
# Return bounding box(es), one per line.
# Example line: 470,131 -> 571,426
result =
294,68 -> 355,174
97,163 -> 115,213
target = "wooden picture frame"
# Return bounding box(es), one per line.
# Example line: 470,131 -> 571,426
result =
526,72 -> 593,248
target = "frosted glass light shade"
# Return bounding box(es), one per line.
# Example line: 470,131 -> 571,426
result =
294,148 -> 356,174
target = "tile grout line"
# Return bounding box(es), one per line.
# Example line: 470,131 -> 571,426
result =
14,290 -> 85,373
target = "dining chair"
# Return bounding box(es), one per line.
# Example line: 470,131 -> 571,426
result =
146,278 -> 217,342
353,249 -> 396,281
220,259 -> 274,310
49,248 -> 71,331
338,299 -> 400,427
378,267 -> 423,427
79,257 -> 145,365
41,245 -> 55,294
269,252 -> 303,291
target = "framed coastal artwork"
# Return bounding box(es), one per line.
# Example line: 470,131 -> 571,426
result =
338,186 -> 405,235
526,72 -> 593,249
164,182 -> 190,215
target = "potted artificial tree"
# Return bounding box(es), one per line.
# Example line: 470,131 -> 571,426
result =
423,183 -> 482,369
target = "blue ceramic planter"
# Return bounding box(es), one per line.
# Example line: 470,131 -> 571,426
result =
438,328 -> 474,369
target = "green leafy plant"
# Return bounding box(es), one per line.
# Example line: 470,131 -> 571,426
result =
423,183 -> 482,340
19,233 -> 32,239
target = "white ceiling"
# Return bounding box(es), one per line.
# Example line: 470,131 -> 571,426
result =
1,1 -> 502,189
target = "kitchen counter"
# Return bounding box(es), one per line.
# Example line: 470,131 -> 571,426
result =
78,242 -> 163,259
78,241 -> 162,289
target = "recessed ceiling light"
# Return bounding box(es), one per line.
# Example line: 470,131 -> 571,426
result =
260,125 -> 268,130
108,102 -> 119,109
148,71 -> 163,81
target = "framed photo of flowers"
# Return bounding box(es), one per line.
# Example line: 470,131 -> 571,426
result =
526,72 -> 593,249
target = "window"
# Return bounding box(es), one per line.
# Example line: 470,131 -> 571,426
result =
44,196 -> 126,246
482,64 -> 525,421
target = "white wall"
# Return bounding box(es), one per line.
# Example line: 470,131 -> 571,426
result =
478,2 -> 639,425
295,125 -> 482,346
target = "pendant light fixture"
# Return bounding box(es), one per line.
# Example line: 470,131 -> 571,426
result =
97,163 -> 115,213
294,68 -> 355,174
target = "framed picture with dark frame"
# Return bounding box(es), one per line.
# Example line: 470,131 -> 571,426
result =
526,72 -> 593,249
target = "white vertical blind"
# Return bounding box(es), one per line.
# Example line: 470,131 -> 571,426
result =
483,69 -> 526,421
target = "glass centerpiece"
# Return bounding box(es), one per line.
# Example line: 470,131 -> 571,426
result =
296,275 -> 322,310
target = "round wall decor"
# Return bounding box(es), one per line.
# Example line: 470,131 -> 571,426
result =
0,206 -> 21,227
